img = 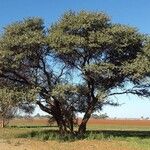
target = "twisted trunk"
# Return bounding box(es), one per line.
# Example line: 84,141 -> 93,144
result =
78,97 -> 97,134
55,118 -> 67,134
78,78 -> 97,135
37,100 -> 68,134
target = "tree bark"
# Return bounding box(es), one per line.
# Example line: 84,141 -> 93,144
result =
54,114 -> 68,134
70,118 -> 74,133
78,79 -> 97,135
56,119 -> 67,134
37,100 -> 68,134
78,97 -> 98,135
78,105 -> 94,135
1,118 -> 4,128
37,100 -> 76,135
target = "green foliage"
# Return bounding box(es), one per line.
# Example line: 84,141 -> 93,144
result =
52,84 -> 77,101
92,113 -> 109,119
0,88 -> 18,126
48,11 -> 150,98
0,11 -> 150,134
0,17 -> 45,68
0,87 -> 37,127
0,18 -> 46,91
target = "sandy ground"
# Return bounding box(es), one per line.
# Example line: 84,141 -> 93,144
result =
0,139 -> 136,150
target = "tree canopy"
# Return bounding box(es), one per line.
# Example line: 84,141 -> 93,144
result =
0,11 -> 150,135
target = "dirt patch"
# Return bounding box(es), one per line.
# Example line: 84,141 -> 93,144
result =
86,119 -> 150,126
0,139 -> 137,150
8,118 -> 150,127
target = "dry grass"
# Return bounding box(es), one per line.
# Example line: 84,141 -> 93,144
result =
0,139 -> 137,150
8,118 -> 50,126
0,118 -> 150,150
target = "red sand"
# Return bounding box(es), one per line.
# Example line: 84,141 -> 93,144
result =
86,118 -> 150,126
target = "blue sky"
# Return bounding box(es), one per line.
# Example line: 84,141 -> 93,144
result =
0,0 -> 150,118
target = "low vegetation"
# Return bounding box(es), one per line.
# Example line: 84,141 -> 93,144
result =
0,125 -> 150,150
0,118 -> 150,150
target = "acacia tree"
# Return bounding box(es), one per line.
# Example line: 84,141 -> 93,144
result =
0,12 -> 150,135
48,11 -> 150,134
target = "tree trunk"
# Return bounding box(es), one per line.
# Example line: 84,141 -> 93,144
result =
53,100 -> 68,134
69,108 -> 74,134
78,107 -> 93,135
37,100 -> 69,134
70,119 -> 74,133
1,118 -> 4,128
78,95 -> 98,135
56,118 -> 68,134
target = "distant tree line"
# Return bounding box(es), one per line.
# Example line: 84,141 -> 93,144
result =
92,113 -> 109,119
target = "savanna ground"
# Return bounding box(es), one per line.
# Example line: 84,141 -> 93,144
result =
0,118 -> 150,150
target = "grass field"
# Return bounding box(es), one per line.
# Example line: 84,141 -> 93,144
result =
0,118 -> 150,150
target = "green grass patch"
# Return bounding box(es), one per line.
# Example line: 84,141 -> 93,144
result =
1,125 -> 150,149
88,124 -> 150,131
